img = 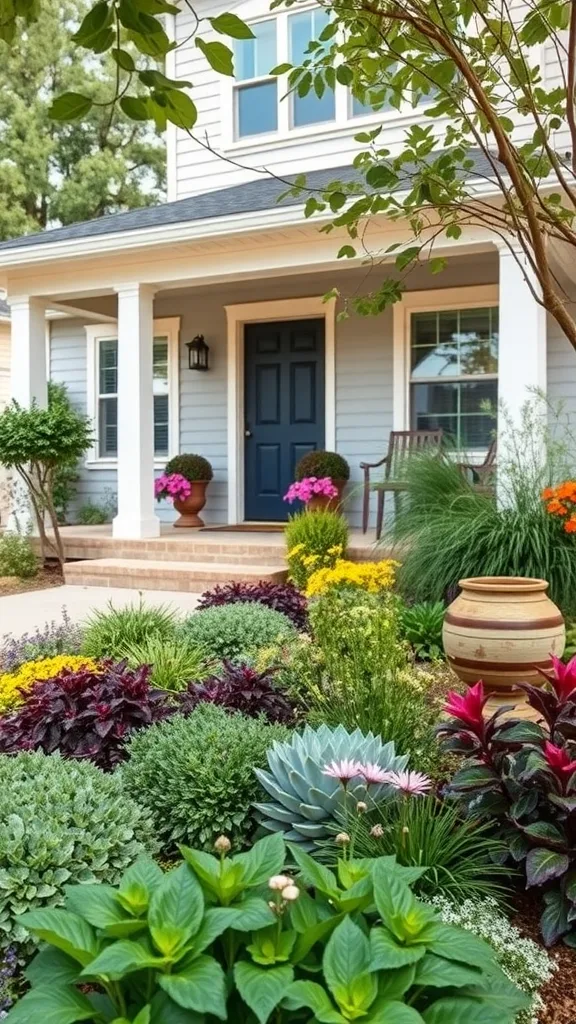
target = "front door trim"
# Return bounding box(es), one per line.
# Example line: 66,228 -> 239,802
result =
224,296 -> 336,524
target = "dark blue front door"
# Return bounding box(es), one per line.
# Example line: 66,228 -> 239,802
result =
244,319 -> 325,521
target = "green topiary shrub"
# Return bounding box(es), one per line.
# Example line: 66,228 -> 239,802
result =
295,449 -> 350,481
178,602 -> 296,662
122,703 -> 290,853
0,751 -> 155,952
81,599 -> 178,659
165,453 -> 213,482
0,534 -> 38,579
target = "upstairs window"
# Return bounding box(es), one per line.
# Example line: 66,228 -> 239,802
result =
234,20 -> 278,138
289,9 -> 334,127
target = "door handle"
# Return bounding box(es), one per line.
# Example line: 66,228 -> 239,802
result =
245,428 -> 252,438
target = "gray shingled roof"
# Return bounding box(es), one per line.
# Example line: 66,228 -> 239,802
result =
0,151 -> 495,253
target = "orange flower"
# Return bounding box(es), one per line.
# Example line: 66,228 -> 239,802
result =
564,516 -> 576,534
547,499 -> 569,516
542,487 -> 554,500
557,482 -> 576,501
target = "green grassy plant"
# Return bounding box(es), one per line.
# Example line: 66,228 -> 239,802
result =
400,601 -> 445,661
285,509 -> 348,589
120,635 -> 213,691
81,600 -> 178,659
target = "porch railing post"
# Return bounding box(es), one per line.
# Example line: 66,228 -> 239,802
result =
112,283 -> 160,540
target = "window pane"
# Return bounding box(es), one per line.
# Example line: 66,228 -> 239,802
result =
290,10 -> 335,127
237,80 -> 278,136
459,380 -> 498,414
99,339 -> 117,395
153,339 -> 169,394
411,343 -> 460,378
351,85 -> 394,117
98,396 -> 117,457
412,382 -> 458,416
460,415 -> 495,449
235,19 -> 276,80
154,394 -> 169,456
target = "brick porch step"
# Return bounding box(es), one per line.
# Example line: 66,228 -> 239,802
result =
63,557 -> 288,592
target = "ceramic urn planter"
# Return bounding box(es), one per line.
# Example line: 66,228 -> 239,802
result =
173,480 -> 209,528
307,479 -> 348,513
443,576 -> 566,699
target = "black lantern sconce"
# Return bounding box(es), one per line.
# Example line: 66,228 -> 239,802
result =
186,334 -> 210,371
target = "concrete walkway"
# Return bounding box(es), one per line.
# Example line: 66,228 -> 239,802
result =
0,585 -> 200,640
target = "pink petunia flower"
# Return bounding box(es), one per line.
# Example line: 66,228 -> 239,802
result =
379,770 -> 432,796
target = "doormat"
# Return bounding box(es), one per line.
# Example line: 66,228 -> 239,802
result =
201,523 -> 285,533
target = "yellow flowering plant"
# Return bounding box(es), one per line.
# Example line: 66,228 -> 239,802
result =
0,655 -> 100,714
284,510 -> 349,590
305,558 -> 399,598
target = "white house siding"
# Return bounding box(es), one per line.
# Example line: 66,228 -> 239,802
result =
172,0 -> 556,201
49,252 -> 516,528
547,307 -> 576,453
0,322 -> 10,525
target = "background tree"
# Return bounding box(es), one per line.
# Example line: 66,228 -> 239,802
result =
0,0 -> 165,239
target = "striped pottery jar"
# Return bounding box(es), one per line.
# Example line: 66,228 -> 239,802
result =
443,576 -> 565,697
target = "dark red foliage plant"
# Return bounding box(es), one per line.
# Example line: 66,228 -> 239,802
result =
197,580 -> 308,631
179,660 -> 295,723
0,661 -> 173,770
438,658 -> 576,947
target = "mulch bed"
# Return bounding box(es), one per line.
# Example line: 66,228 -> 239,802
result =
513,890 -> 576,1024
0,563 -> 64,597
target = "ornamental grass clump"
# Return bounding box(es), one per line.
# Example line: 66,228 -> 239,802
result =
197,579 -> 308,630
439,664 -> 576,946
81,599 -> 178,659
0,654 -> 99,714
178,602 -> 296,663
0,661 -> 173,769
0,751 -> 155,952
120,636 -> 212,691
305,558 -> 399,597
399,600 -> 446,661
285,509 -> 348,589
122,704 -> 289,853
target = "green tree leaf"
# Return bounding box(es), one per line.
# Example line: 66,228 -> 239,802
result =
195,38 -> 234,76
111,47 -> 136,71
210,13 -> 254,39
337,245 -> 356,259
234,962 -> 294,1023
159,955 -> 227,1018
49,92 -> 93,121
119,95 -> 150,120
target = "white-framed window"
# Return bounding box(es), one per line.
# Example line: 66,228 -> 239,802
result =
409,305 -> 498,449
85,317 -> 180,466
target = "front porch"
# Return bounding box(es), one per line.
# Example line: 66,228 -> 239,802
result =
56,523 -> 379,592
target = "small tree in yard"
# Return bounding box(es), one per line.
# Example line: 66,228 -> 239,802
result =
0,400 -> 92,568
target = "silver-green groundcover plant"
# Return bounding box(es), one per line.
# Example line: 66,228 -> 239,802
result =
7,832 -> 529,1022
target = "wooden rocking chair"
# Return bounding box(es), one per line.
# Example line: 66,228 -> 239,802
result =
361,429 -> 444,538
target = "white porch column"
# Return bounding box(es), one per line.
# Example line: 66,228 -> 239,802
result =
112,283 -> 160,539
496,246 -> 547,487
9,296 -> 47,408
6,296 -> 47,533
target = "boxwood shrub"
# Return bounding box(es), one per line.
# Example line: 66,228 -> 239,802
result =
122,704 -> 289,854
177,602 -> 296,663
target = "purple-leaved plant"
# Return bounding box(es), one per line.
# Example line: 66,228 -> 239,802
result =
179,660 -> 295,723
197,580 -> 308,631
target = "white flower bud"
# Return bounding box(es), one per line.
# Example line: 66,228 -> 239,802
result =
214,835 -> 231,855
268,874 -> 292,891
356,801 -> 368,813
335,832 -> 351,846
370,824 -> 384,839
281,884 -> 300,901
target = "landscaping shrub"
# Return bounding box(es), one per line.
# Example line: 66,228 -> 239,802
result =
48,381 -> 80,524
254,722 -> 408,848
0,661 -> 173,769
0,610 -> 83,673
122,704 -> 289,853
180,660 -> 295,723
305,558 -> 398,598
120,636 -> 212,691
11,833 -> 528,1022
439,666 -> 576,945
393,403 -> 576,613
430,897 -> 555,1024
306,589 -> 443,773
295,448 -> 350,481
0,534 -> 37,579
165,452 -> 213,481
178,602 -> 296,663
81,600 -> 178,659
0,751 -> 155,952
336,796 -> 511,903
400,600 -> 446,661
197,579 -> 308,631
0,654 -> 99,714
285,509 -> 348,589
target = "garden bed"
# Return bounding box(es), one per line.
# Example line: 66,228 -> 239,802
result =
0,563 -> 63,597
514,892 -> 576,1024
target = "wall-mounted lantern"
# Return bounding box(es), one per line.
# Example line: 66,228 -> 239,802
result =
186,334 -> 210,371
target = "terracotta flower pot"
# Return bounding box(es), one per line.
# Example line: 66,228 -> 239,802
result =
443,576 -> 566,700
173,480 -> 209,528
307,479 -> 347,513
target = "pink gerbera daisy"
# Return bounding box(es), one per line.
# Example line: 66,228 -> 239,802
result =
380,770 -> 432,796
322,759 -> 362,783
